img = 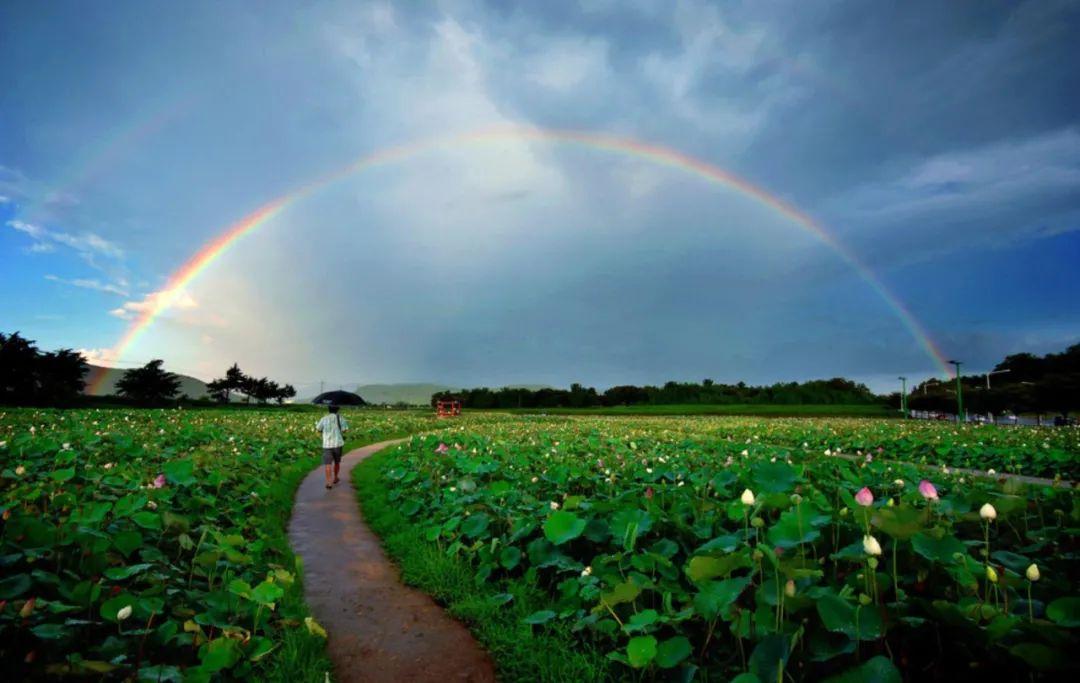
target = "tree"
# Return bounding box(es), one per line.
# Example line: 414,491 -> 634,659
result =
276,384 -> 297,405
37,349 -> 88,405
116,360 -> 181,406
0,332 -> 40,401
206,378 -> 231,403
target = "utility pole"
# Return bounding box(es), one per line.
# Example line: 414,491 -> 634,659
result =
898,376 -> 908,419
985,369 -> 1010,389
948,360 -> 963,423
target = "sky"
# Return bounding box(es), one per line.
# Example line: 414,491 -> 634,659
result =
1,0 -> 1078,396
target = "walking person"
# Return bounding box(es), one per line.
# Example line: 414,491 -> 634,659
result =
316,404 -> 349,489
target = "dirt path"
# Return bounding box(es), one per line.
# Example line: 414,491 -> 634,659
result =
288,441 -> 497,683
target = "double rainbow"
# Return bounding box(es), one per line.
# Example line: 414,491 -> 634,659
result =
89,126 -> 949,392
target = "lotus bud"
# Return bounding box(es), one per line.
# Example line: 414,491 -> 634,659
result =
855,487 -> 873,507
986,566 -> 998,584
117,605 -> 133,621
887,498 -> 895,507
784,580 -> 796,598
839,508 -> 849,517
918,480 -> 938,501
862,535 -> 883,556
15,465 -> 26,476
868,557 -> 879,569
752,549 -> 764,562
1026,564 -> 1040,582
740,489 -> 755,506
979,503 -> 997,521
790,493 -> 802,505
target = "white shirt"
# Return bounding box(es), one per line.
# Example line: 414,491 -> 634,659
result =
315,414 -> 348,448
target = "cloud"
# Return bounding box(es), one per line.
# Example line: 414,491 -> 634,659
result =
110,288 -> 197,320
7,219 -> 124,258
831,127 -> 1080,260
44,274 -> 129,296
0,195 -> 9,203
76,347 -> 118,366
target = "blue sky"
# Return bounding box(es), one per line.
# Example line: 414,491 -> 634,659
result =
2,0 -> 1078,395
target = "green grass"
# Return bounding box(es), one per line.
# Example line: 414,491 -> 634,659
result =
501,403 -> 894,417
353,445 -> 614,683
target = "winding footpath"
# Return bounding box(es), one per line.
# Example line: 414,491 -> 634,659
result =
288,441 -> 497,683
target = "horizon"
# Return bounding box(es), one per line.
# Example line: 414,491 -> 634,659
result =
3,1 -> 1078,396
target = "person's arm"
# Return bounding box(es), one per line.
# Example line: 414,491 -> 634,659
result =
315,417 -> 324,432
341,417 -> 349,432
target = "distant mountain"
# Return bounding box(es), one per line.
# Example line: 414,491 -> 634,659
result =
82,364 -> 211,399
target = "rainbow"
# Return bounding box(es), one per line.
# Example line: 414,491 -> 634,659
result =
89,126 -> 951,392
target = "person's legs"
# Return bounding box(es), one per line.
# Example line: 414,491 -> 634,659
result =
333,447 -> 342,483
322,449 -> 334,488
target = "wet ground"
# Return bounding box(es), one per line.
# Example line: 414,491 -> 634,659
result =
288,441 -> 497,683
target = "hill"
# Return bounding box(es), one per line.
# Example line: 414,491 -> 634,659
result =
82,364 -> 211,399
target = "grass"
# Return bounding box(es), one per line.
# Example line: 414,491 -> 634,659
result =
353,444 -> 614,683
501,403 -> 894,417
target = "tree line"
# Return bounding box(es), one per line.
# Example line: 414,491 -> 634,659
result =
0,331 -> 296,407
206,364 -> 296,404
905,343 -> 1079,417
432,377 -> 880,409
0,332 -> 88,406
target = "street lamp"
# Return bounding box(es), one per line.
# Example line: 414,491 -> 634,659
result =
948,360 -> 964,423
898,376 -> 908,419
985,369 -> 1010,389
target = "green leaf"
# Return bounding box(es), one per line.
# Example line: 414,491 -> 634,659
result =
816,594 -> 884,640
100,594 -> 136,623
523,610 -> 556,625
1046,597 -> 1080,627
871,506 -> 925,541
200,637 -> 241,672
250,580 -> 285,608
113,493 -> 148,518
163,459 -> 196,486
693,576 -> 751,621
461,513 -> 491,539
31,623 -> 70,640
131,511 -> 161,530
499,546 -> 522,570
544,511 -> 587,545
138,665 -> 183,682
626,635 -> 657,668
112,530 -> 143,557
655,636 -> 692,668
750,461 -> 799,493
50,467 -> 76,482
600,581 -> 641,609
1009,643 -> 1068,671
767,506 -> 822,549
822,656 -> 901,683
748,635 -> 789,683
911,531 -> 965,564
103,563 -> 152,580
0,573 -> 32,599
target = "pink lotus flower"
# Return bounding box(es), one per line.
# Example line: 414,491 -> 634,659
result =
855,487 -> 874,506
644,487 -> 654,500
918,479 -> 938,500
435,443 -> 449,454
152,474 -> 166,489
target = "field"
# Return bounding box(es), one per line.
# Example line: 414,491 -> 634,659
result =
0,408 -> 437,681
362,416 -> 1080,681
1,409 -> 1077,681
504,404 -> 895,418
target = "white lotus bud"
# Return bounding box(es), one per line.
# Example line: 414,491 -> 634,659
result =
979,503 -> 997,521
863,535 -> 883,556
116,605 -> 133,621
740,489 -> 755,506
1026,564 -> 1040,582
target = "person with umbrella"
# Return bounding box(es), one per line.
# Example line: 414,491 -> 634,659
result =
315,404 -> 349,489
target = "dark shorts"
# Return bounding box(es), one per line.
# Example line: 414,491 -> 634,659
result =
322,447 -> 343,465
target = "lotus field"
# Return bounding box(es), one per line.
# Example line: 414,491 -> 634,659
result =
373,416 -> 1080,681
1,410 -> 1077,682
0,408 -> 435,681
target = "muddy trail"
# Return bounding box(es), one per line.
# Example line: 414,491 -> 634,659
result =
288,441 -> 497,683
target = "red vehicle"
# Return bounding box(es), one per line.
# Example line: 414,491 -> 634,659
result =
436,399 -> 462,418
